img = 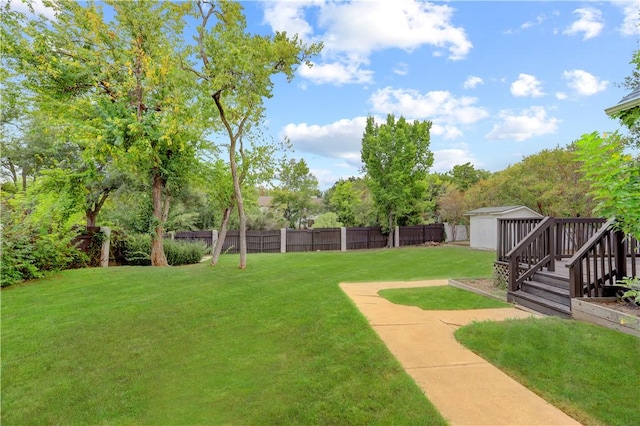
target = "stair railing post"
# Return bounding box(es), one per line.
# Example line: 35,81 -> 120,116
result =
508,254 -> 518,292
548,218 -> 555,272
614,229 -> 626,279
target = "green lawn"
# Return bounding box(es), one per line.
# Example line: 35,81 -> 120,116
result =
2,246 -> 492,425
455,317 -> 640,426
379,285 -> 511,310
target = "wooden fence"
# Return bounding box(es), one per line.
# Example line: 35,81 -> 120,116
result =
170,224 -> 445,254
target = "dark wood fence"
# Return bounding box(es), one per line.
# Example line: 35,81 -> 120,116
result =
399,225 -> 445,246
174,230 -> 215,248
220,230 -> 281,254
169,224 -> 444,254
346,227 -> 387,250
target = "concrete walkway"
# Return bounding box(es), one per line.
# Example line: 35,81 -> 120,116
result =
340,279 -> 581,426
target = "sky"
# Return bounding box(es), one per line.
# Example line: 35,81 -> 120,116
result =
13,0 -> 640,190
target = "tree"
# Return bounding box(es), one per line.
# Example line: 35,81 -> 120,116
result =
190,0 -> 322,268
575,132 -> 639,239
313,212 -> 343,228
445,162 -> 491,191
464,146 -> 594,217
272,158 -> 320,229
612,48 -> 639,148
360,114 -> 434,247
325,177 -> 376,227
437,183 -> 469,241
3,1 -> 202,266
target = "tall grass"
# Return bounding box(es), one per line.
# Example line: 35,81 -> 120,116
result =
2,246 -> 490,425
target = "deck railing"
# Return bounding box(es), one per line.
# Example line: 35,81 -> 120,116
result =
501,217 -> 608,293
567,219 -> 639,298
506,217 -> 555,292
554,218 -> 607,259
497,218 -> 543,262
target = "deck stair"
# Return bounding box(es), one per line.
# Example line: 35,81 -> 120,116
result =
498,216 -> 638,318
508,269 -> 571,318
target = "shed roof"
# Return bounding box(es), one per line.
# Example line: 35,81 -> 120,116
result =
605,87 -> 640,116
465,205 -> 541,216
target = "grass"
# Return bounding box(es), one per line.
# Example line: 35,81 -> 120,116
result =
2,245 -> 493,425
379,285 -> 512,310
455,317 -> 640,426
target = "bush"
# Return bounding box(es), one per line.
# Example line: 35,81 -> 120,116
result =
0,213 -> 87,287
122,234 -> 207,266
164,239 -> 208,266
123,234 -> 152,266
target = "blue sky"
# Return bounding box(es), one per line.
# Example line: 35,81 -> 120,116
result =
16,1 -> 640,190
249,0 -> 639,189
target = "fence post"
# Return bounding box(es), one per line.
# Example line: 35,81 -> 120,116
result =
394,226 -> 400,248
99,226 -> 111,268
280,228 -> 287,253
341,227 -> 347,252
168,231 -> 175,240
211,230 -> 218,250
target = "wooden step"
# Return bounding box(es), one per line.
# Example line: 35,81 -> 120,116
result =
533,270 -> 570,289
521,280 -> 570,306
508,290 -> 571,318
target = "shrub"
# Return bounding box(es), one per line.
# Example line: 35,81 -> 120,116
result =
123,234 -> 152,266
122,234 -> 207,266
0,212 -> 87,287
164,239 -> 208,266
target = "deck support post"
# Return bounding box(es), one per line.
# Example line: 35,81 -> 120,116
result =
548,219 -> 555,272
614,230 -> 626,279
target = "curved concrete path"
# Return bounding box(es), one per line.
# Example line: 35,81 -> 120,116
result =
340,279 -> 581,426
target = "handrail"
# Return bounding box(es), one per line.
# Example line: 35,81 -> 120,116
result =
566,218 -> 619,298
566,218 -> 616,268
506,217 -> 556,292
497,217 -> 543,261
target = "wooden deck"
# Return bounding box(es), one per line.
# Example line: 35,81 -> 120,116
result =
497,217 -> 638,317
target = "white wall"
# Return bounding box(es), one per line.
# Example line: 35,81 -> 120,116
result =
470,216 -> 497,250
444,223 -> 468,242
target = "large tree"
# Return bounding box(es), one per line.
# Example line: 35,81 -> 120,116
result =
272,158 -> 320,229
3,1 -> 202,265
464,145 -> 594,217
360,114 -> 434,247
325,177 -> 375,227
190,0 -> 322,268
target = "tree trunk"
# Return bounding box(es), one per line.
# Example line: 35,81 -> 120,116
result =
150,170 -> 169,266
229,152 -> 247,269
86,210 -> 98,228
21,168 -> 28,192
386,210 -> 394,248
211,206 -> 232,266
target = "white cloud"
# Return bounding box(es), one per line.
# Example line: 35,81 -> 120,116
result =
299,59 -> 374,85
563,69 -> 609,96
431,124 -> 464,140
486,106 -> 560,142
432,148 -> 478,172
5,0 -> 57,20
555,92 -> 568,100
563,8 -> 604,40
611,0 -> 640,36
463,75 -> 483,89
262,2 -> 314,41
262,1 -> 472,85
393,62 -> 409,76
510,73 -> 544,98
369,87 -> 489,137
315,1 -> 472,59
281,117 -> 368,168
521,14 -> 547,29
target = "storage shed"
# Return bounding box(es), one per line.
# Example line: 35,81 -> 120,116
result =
465,206 -> 542,250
